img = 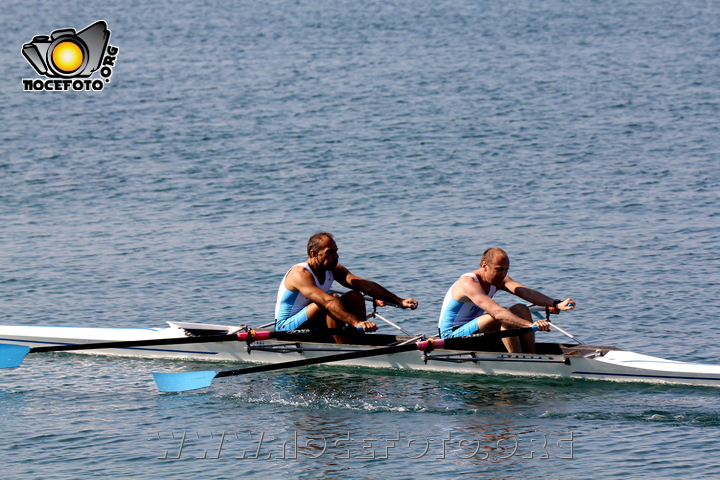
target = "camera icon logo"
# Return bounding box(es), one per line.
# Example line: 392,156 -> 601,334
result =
22,21 -> 110,78
22,21 -> 119,91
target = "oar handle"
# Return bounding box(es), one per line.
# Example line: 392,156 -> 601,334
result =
370,298 -> 403,309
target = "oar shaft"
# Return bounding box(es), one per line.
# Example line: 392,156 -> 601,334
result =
216,342 -> 423,378
370,312 -> 414,336
27,327 -> 364,354
29,334 -> 241,353
549,323 -> 586,345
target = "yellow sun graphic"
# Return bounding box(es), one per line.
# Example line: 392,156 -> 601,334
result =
52,41 -> 84,73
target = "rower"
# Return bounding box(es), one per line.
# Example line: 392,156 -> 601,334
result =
274,232 -> 419,344
437,247 -> 575,353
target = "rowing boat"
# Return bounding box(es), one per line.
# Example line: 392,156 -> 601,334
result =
2,321 -> 720,388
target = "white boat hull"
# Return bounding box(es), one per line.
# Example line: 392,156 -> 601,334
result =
2,322 -> 720,387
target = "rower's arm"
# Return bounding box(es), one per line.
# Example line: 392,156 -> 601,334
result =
334,265 -> 418,309
286,267 -> 366,327
502,277 -> 576,311
503,278 -> 554,306
458,278 -> 535,329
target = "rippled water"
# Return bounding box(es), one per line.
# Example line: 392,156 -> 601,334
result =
2,0 -> 720,478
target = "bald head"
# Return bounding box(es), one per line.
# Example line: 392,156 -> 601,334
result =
480,247 -> 508,267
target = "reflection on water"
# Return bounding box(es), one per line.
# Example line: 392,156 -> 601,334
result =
3,350 -> 720,478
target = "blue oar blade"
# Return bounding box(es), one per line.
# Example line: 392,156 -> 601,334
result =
0,344 -> 32,369
152,370 -> 218,392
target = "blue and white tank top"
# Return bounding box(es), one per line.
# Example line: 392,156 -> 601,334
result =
437,273 -> 497,333
275,263 -> 334,321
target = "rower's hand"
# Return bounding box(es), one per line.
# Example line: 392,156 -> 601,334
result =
401,298 -> 419,310
357,320 -> 378,332
558,299 -> 576,311
533,320 -> 551,332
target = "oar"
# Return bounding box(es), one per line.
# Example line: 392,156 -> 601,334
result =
369,311 -> 415,336
152,326 -> 538,392
0,335 -> 223,369
529,302 -> 585,345
0,327 -> 363,369
547,323 -> 586,345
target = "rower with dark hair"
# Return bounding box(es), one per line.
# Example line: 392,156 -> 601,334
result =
437,248 -> 575,353
275,232 -> 418,343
